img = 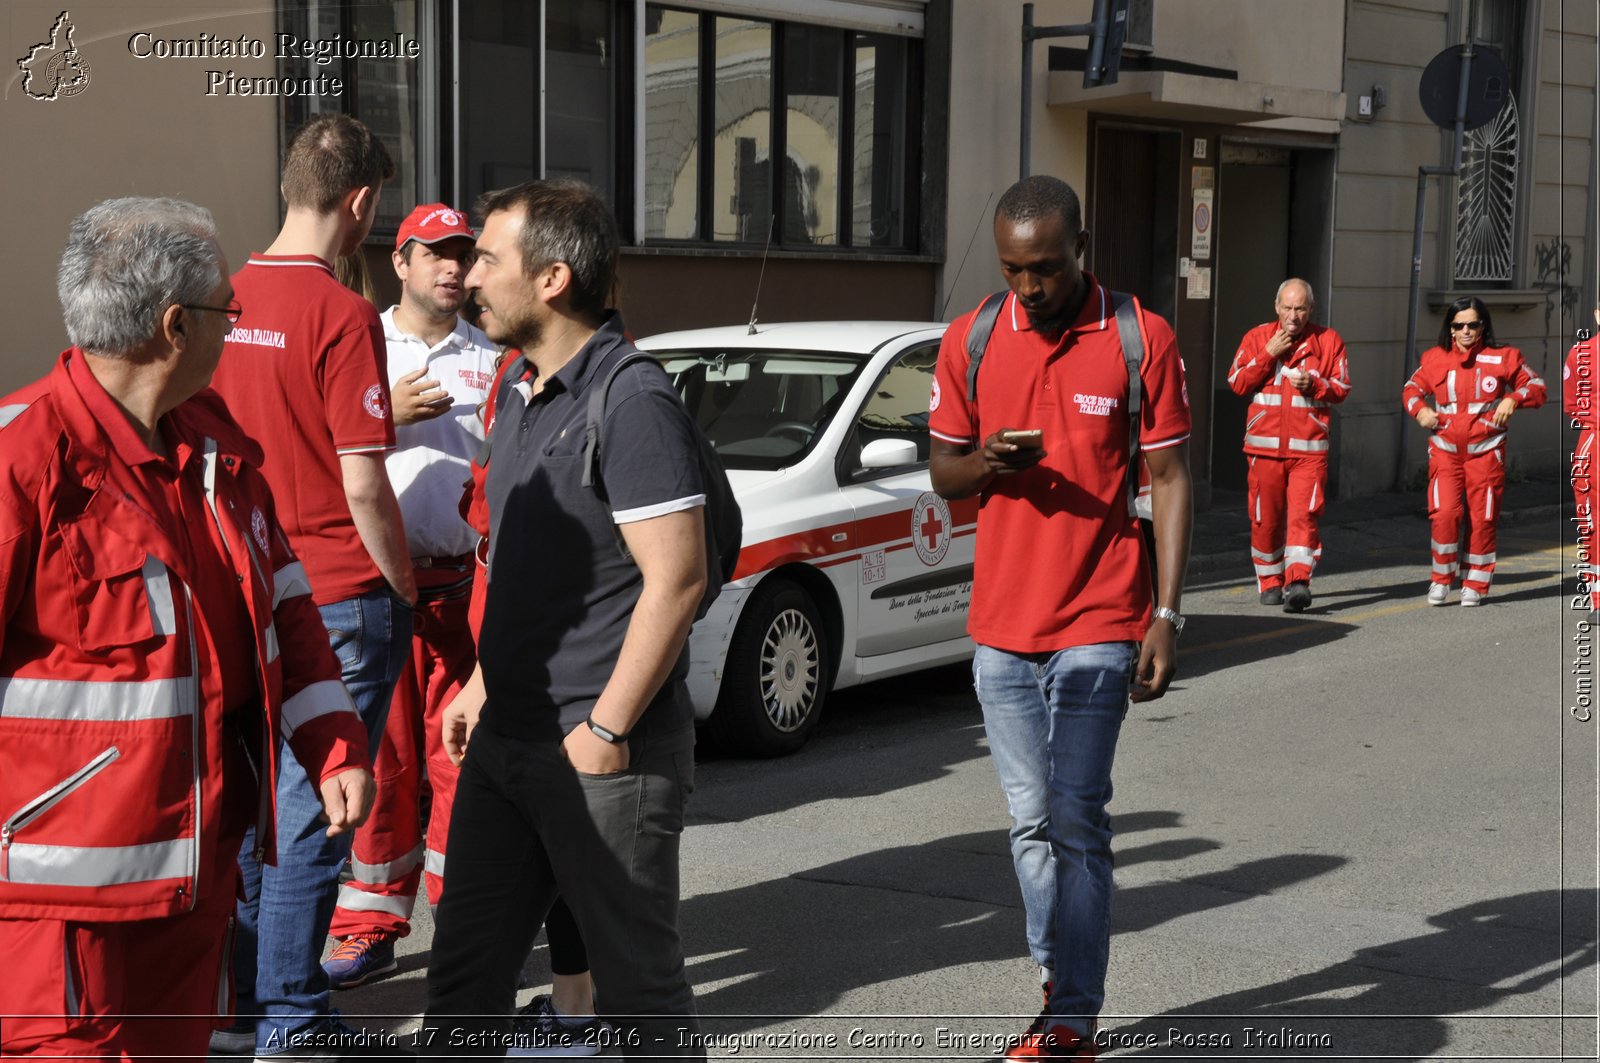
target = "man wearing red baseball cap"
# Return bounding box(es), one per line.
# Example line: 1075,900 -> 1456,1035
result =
322,204 -> 500,989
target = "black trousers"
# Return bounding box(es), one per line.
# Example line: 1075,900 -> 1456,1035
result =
422,725 -> 704,1059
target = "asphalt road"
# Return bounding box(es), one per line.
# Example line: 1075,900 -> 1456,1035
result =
297,506 -> 1599,1061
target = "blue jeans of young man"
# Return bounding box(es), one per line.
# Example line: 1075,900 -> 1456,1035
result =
974,641 -> 1136,1036
233,587 -> 411,1054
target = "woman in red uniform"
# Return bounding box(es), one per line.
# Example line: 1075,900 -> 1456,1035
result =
1403,296 -> 1546,606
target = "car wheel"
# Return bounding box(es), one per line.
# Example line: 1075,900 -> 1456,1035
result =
709,578 -> 828,757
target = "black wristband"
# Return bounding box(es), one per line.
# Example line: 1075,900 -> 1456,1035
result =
585,716 -> 630,745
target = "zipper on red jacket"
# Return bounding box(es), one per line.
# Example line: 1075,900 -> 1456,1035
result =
1,746 -> 121,880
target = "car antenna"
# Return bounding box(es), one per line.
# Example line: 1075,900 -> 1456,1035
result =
939,192 -> 995,320
747,215 -> 775,335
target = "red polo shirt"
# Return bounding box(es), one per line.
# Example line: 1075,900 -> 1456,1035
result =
212,254 -> 395,605
930,276 -> 1191,652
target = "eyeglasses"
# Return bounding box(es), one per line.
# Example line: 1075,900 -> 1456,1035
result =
1449,320 -> 1484,332
182,299 -> 244,327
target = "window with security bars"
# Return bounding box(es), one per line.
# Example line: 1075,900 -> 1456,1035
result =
1451,0 -> 1526,285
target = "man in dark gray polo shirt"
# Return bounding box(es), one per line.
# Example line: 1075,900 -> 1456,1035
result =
422,180 -> 707,1059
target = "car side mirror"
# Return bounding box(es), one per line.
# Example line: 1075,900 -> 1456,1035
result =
859,438 -> 919,469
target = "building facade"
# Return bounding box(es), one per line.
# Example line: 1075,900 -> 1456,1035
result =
3,0 -> 1593,502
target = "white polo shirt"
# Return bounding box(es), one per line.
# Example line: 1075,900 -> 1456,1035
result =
381,307 -> 499,559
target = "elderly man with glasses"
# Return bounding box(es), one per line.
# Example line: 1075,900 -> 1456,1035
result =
0,196 -> 372,1059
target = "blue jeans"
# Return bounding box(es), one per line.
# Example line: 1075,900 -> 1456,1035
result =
974,641 -> 1136,1034
233,587 -> 411,1053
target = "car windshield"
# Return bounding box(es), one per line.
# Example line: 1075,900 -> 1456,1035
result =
656,350 -> 870,471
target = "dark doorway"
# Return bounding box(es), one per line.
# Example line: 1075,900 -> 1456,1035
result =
1089,127 -> 1181,322
1209,143 -> 1335,493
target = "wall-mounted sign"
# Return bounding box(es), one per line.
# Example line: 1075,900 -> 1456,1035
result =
1192,188 -> 1214,260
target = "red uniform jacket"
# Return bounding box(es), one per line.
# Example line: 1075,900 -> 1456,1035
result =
0,351 -> 367,922
1227,321 -> 1351,458
1403,343 -> 1546,457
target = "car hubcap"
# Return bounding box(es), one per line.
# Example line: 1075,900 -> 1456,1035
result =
759,608 -> 819,732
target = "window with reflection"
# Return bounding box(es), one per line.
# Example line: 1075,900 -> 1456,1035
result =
546,0 -> 616,203
713,18 -> 773,243
644,8 -> 700,240
277,0 -> 421,237
644,5 -> 919,251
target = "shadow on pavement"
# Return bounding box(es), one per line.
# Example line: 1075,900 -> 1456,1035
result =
679,835 -> 1346,1032
1108,888 -> 1598,1062
1175,614 -> 1356,682
690,663 -> 989,824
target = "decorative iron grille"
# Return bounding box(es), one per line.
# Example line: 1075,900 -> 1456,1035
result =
1453,94 -> 1519,282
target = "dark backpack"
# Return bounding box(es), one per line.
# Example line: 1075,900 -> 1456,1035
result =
582,352 -> 743,621
963,288 -> 1147,516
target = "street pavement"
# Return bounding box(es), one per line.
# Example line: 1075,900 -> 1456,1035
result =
238,480 -> 1597,1061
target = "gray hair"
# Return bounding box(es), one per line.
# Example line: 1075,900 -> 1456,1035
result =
1275,278 -> 1316,306
58,197 -> 223,357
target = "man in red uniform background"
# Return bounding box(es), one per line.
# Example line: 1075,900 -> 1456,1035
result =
323,204 -> 496,987
1226,279 -> 1351,612
0,197 -> 372,1061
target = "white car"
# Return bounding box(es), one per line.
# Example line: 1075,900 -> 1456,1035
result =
636,321 -> 979,757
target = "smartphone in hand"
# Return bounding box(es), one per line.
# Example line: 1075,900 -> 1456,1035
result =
999,428 -> 1044,448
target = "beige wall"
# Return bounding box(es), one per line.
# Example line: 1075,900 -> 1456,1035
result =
943,0 -> 1088,320
1151,0 -> 1345,93
1338,0 -> 1597,494
1,2 -> 281,391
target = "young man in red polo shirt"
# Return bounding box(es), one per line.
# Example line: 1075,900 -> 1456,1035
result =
931,175 -> 1193,1060
210,114 -> 417,1057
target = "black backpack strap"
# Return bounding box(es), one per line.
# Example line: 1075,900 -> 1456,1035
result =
964,291 -> 1010,403
582,351 -> 660,492
1109,290 -> 1145,518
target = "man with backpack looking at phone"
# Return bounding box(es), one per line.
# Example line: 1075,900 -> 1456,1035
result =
421,179 -> 712,1059
930,175 -> 1193,1060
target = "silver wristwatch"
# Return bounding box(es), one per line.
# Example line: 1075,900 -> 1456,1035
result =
1152,606 -> 1184,636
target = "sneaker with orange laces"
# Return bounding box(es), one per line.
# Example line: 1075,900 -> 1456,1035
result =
1004,1016 -> 1096,1061
322,934 -> 397,990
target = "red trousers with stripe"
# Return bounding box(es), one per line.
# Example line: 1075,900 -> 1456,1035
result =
1247,454 -> 1327,590
1427,447 -> 1505,594
329,590 -> 473,939
0,836 -> 240,1061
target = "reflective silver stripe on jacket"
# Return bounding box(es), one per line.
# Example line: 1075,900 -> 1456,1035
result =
1285,545 -> 1320,568
141,557 -> 177,637
1429,437 -> 1459,453
3,838 -> 191,887
272,562 -> 312,608
263,621 -> 280,665
1466,436 -> 1504,454
0,676 -> 194,721
1290,394 -> 1329,408
1245,434 -> 1279,449
1288,438 -> 1329,452
0,403 -> 32,429
1430,539 -> 1459,555
1466,551 -> 1497,566
425,847 -> 446,878
1252,393 -> 1282,406
1436,403 -> 1457,414
280,678 -> 355,738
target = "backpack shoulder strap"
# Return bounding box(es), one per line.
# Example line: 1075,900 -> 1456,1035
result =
964,291 -> 1010,403
582,351 -> 660,491
1110,290 -> 1146,517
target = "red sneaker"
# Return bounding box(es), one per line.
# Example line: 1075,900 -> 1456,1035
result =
1003,1017 -> 1096,1060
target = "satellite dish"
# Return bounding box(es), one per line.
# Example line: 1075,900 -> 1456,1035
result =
1419,45 -> 1511,131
